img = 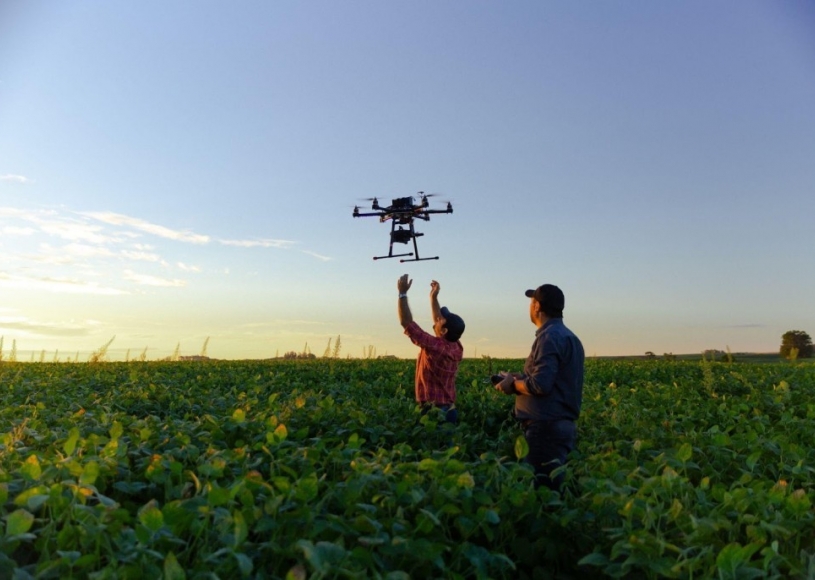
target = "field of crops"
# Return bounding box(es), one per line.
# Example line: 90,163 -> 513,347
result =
2,357 -> 815,579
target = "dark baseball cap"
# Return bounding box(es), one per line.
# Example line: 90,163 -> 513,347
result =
525,284 -> 564,317
440,306 -> 465,342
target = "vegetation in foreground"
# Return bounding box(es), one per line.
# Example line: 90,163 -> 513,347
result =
1,358 -> 815,579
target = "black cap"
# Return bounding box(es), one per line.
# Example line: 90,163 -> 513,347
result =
440,306 -> 465,342
525,284 -> 564,317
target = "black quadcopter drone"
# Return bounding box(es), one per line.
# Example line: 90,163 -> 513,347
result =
353,192 -> 453,262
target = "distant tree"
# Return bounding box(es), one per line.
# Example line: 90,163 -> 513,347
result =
780,330 -> 813,359
283,351 -> 316,360
645,351 -> 656,360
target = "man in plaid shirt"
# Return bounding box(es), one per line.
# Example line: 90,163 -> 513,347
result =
397,274 -> 465,424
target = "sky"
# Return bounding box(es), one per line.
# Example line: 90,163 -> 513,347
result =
1,1 -> 814,361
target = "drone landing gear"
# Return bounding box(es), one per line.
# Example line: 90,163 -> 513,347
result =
400,254 -> 439,263
372,221 -> 439,262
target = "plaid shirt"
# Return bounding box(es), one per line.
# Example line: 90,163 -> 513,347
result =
404,321 -> 463,405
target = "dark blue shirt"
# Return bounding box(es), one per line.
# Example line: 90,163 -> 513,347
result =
515,318 -> 584,422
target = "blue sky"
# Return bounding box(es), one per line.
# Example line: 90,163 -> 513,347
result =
1,1 -> 814,360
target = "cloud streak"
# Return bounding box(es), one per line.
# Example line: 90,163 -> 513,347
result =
218,238 -> 295,249
83,211 -> 210,244
0,272 -> 128,295
0,316 -> 93,337
1,205 -> 330,297
123,270 -> 186,287
0,174 -> 31,183
301,250 -> 331,261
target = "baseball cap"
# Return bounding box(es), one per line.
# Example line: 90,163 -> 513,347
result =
440,306 -> 465,342
525,284 -> 565,317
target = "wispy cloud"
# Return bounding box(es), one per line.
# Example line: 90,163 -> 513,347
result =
123,270 -> 186,287
1,208 -> 117,244
218,238 -> 295,249
0,272 -> 128,295
24,243 -> 114,267
301,250 -> 331,261
0,315 -> 93,337
121,250 -> 162,262
83,212 -> 210,244
1,205 -> 323,298
1,226 -> 36,236
0,174 -> 31,184
177,262 -> 201,272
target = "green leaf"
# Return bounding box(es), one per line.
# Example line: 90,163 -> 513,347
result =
296,540 -> 346,573
13,485 -> 48,509
138,500 -> 164,532
233,510 -> 248,547
233,552 -> 253,576
5,509 -> 35,537
20,455 -> 42,481
716,542 -> 752,574
164,552 -> 186,580
208,486 -> 231,507
478,508 -> 500,524
456,473 -> 475,489
64,427 -> 80,456
286,564 -> 307,580
418,458 -> 439,471
578,552 -> 610,567
232,408 -> 246,423
271,423 -> 288,443
109,421 -> 124,440
676,442 -> 693,463
295,472 -> 318,502
514,436 -> 529,460
79,461 -> 100,487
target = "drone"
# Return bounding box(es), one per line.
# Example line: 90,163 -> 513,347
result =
353,192 -> 453,262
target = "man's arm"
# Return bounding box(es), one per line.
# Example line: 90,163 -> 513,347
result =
429,280 -> 441,321
398,274 -> 413,328
495,336 -> 558,396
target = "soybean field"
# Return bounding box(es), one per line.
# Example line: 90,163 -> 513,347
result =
1,358 -> 815,579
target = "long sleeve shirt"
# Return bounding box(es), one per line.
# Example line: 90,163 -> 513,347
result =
404,321 -> 463,405
515,318 -> 584,422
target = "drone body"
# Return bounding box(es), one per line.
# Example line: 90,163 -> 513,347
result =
352,192 -> 453,262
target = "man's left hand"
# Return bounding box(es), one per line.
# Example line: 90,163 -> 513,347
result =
430,280 -> 440,299
496,374 -> 516,395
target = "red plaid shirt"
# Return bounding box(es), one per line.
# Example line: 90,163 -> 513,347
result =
404,321 -> 463,405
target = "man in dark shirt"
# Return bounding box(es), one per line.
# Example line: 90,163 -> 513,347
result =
494,283 -> 584,491
397,274 -> 465,423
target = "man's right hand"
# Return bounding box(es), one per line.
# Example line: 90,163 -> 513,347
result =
398,274 -> 412,294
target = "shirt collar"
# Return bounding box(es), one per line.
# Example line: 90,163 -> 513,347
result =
535,317 -> 563,337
